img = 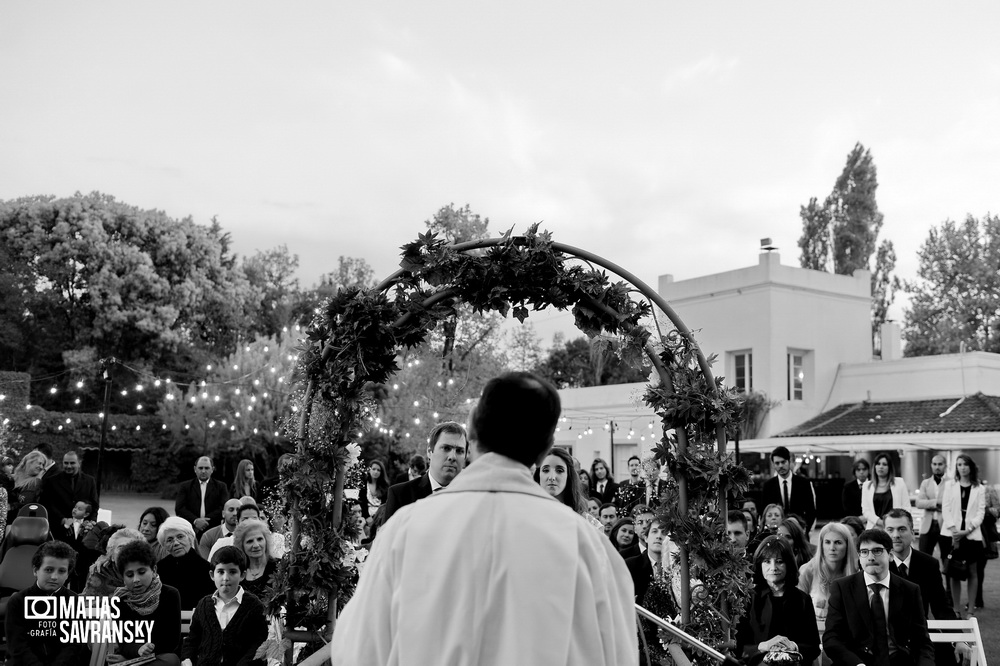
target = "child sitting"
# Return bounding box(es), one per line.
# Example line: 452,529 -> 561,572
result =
5,540 -> 90,665
181,546 -> 267,666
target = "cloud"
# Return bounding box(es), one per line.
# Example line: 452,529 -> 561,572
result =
663,54 -> 740,92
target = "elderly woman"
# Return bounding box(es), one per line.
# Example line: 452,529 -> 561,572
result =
231,518 -> 277,598
156,516 -> 214,610
108,539 -> 182,666
8,451 -> 46,521
737,536 -> 820,666
137,507 -> 170,561
83,527 -> 145,597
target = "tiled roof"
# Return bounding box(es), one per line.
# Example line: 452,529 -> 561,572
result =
776,392 -> 1000,438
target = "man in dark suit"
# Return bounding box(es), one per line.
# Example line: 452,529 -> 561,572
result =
39,450 -> 99,530
843,458 -> 870,517
625,515 -> 670,603
884,509 -> 958,666
761,446 -> 816,530
175,456 -> 229,536
380,422 -> 467,526
824,528 -> 935,666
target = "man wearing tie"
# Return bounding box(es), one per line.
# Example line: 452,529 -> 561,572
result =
843,459 -> 870,517
824,529 -> 934,666
175,456 -> 229,536
761,446 -> 816,531
915,455 -> 950,561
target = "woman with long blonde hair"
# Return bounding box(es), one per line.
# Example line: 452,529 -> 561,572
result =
797,522 -> 858,653
230,459 -> 257,502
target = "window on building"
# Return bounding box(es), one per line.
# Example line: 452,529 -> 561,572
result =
733,352 -> 752,392
787,352 -> 804,400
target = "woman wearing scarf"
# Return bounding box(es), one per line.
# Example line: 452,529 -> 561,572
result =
108,540 -> 182,666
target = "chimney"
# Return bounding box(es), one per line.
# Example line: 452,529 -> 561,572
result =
880,322 -> 902,361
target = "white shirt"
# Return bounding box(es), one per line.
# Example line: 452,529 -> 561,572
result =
863,570 -> 891,619
427,472 -> 446,493
199,480 -> 209,518
331,453 -> 638,666
892,550 -> 912,573
213,586 -> 244,630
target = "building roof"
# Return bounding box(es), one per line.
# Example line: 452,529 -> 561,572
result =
776,392 -> 1000,438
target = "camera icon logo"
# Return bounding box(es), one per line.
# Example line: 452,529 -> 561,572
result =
24,597 -> 58,620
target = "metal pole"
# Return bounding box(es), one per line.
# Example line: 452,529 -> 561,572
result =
95,358 -> 113,496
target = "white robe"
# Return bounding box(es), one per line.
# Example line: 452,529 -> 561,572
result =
330,452 -> 638,666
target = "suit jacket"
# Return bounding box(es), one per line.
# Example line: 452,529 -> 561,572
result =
381,474 -> 432,526
915,477 -> 948,527
824,571 -> 934,666
843,479 -> 864,517
175,478 -> 229,529
624,552 -> 654,603
762,473 -> 816,530
590,479 -> 619,505
39,471 -> 99,529
891,549 -> 956,621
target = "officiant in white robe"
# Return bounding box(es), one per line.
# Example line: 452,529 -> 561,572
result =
330,373 -> 638,666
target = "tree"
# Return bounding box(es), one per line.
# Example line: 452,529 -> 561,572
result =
797,143 -> 897,353
506,323 -> 544,372
157,329 -> 300,468
0,192 -> 256,411
903,214 -> 1000,356
243,245 -> 301,339
534,334 -> 649,389
425,203 -> 489,244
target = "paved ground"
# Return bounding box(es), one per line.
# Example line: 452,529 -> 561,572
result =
100,492 -> 173,530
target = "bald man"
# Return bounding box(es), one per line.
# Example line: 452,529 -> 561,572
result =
915,454 -> 950,559
175,456 -> 230,536
198,498 -> 242,558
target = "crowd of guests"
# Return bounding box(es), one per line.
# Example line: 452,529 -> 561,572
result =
2,451 -> 281,666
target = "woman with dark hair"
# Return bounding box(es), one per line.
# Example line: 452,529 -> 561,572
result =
108,540 -> 182,665
737,536 -> 820,666
861,453 -> 910,528
138,507 -> 170,561
534,447 -> 603,531
608,517 -> 640,560
230,459 -> 257,501
359,460 -> 390,524
943,453 -> 986,617
589,458 -> 618,504
578,469 -> 592,498
777,518 -> 815,567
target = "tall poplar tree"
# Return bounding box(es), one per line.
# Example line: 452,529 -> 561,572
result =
797,143 -> 898,354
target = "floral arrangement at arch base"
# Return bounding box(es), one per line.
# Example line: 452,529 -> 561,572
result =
256,225 -> 754,663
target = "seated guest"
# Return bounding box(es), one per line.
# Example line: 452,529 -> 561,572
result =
5,541 -> 89,665
839,515 -> 865,541
797,522 -> 858,649
609,517 -> 640,560
138,507 -> 171,561
109,540 -> 182,666
198,498 -> 241,559
632,504 -> 655,551
83,527 -> 144,597
182,546 -> 268,666
746,503 -> 785,557
737,536 -> 820,666
625,515 -> 673,603
726,510 -> 750,558
599,503 -> 618,536
586,497 -> 602,520
777,517 -> 815,567
231,518 -> 277,599
157,516 -> 214,610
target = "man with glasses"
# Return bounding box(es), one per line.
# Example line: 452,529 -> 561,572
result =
824,529 -> 934,666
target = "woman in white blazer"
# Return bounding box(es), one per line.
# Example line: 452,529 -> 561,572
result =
942,454 -> 986,617
861,453 -> 910,528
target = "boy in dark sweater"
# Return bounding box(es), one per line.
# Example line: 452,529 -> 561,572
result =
181,546 -> 267,666
5,541 -> 90,666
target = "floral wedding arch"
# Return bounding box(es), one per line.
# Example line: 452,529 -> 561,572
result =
265,225 -> 751,665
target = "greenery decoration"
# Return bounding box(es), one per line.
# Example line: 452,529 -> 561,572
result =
267,225 -> 752,663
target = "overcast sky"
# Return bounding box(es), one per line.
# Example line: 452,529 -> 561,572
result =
3,2 -> 999,345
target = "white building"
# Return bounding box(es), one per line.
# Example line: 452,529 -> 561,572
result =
558,250 -> 1000,493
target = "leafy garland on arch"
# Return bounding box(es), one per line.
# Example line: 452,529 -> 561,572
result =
263,224 -> 752,661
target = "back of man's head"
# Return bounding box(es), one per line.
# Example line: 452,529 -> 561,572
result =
469,372 -> 560,466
